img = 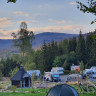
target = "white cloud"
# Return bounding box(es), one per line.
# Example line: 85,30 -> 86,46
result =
55,20 -> 66,24
0,17 -> 13,28
48,19 -> 66,24
0,25 -> 90,39
13,11 -> 30,17
70,1 -> 77,5
18,20 -> 29,24
30,25 -> 87,34
0,29 -> 18,39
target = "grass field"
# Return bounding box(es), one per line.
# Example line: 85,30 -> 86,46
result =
0,88 -> 95,96
0,92 -> 95,96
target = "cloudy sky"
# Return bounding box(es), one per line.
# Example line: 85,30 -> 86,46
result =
0,0 -> 96,39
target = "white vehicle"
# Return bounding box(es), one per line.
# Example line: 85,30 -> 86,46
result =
44,72 -> 61,82
51,67 -> 64,75
90,66 -> 96,70
44,72 -> 52,81
91,71 -> 96,79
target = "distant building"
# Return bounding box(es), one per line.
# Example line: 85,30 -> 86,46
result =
71,65 -> 80,71
11,66 -> 31,88
27,70 -> 41,78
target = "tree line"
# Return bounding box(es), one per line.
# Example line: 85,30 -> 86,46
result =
0,22 -> 96,79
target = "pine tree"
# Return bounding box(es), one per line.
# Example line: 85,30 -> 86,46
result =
76,30 -> 86,64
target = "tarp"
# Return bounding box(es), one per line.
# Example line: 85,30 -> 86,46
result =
47,84 -> 79,96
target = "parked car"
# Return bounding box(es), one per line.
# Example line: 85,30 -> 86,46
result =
67,74 -> 81,81
91,74 -> 96,79
51,73 -> 61,82
82,74 -> 87,79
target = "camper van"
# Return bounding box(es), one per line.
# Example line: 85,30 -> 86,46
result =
51,67 -> 64,75
44,72 -> 61,82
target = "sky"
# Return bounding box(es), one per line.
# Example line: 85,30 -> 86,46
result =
0,0 -> 96,39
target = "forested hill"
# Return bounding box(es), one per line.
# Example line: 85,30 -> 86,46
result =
33,32 -> 78,49
0,32 -> 78,50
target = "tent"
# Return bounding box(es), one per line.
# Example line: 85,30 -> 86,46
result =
47,84 -> 79,96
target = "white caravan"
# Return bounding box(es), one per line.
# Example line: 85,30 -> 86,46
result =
51,67 -> 64,75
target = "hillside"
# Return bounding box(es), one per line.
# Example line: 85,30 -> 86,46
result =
0,32 -> 78,58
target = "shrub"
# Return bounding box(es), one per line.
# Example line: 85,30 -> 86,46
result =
10,86 -> 17,93
64,70 -> 70,75
70,70 -> 75,74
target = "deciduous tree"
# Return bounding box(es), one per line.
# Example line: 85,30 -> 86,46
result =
11,22 -> 35,56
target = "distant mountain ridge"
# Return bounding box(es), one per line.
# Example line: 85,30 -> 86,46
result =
0,32 -> 78,50
33,32 -> 78,49
0,32 -> 79,58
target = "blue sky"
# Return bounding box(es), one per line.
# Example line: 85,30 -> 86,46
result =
0,0 -> 96,39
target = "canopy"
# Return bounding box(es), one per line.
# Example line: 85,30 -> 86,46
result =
47,84 -> 79,96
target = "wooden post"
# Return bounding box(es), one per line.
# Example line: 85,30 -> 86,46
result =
86,76 -> 88,93
23,80 -> 25,88
11,81 -> 12,87
20,81 -> 22,88
29,78 -> 30,88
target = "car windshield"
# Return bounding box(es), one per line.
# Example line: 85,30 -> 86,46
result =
53,74 -> 59,77
58,70 -> 63,72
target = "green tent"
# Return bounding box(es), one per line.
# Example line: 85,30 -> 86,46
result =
47,84 -> 79,96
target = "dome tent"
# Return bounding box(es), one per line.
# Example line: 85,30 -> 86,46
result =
47,84 -> 79,96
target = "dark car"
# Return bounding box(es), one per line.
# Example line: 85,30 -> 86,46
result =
51,74 -> 61,82
82,74 -> 87,79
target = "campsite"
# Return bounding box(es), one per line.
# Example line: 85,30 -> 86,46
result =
1,0 -> 96,96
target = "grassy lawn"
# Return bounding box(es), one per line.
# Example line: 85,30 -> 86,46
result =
0,88 -> 95,96
0,92 -> 95,96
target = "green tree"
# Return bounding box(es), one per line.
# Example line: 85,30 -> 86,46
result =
79,61 -> 84,74
77,0 -> 96,24
53,55 -> 66,67
86,32 -> 94,67
89,39 -> 96,67
76,30 -> 86,64
62,39 -> 69,54
10,67 -> 19,77
63,51 -> 78,70
34,50 -> 43,73
7,0 -> 17,3
68,38 -> 77,53
11,22 -> 35,56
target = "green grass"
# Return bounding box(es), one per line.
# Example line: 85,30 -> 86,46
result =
0,92 -> 46,96
0,88 -> 95,96
0,92 -> 95,96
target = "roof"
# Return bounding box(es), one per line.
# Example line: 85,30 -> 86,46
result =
11,66 -> 27,81
52,67 -> 64,70
27,70 -> 40,77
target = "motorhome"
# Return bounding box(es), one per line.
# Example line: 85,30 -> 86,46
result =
51,67 -> 64,75
84,66 -> 96,78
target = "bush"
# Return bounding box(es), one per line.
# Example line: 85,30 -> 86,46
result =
70,70 -> 75,74
0,71 -> 3,81
64,70 -> 70,75
30,89 -> 35,93
10,86 -> 17,93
